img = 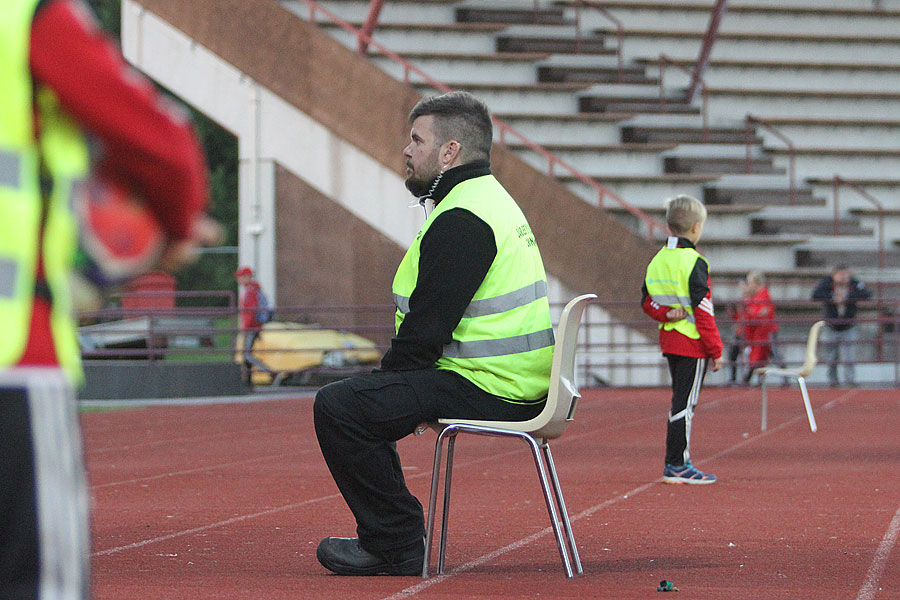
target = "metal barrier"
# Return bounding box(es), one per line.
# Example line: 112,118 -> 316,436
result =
77,295 -> 900,388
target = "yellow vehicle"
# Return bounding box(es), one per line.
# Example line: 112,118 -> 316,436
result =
236,321 -> 381,386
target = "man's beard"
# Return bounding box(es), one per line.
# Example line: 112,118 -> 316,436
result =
405,153 -> 441,198
404,172 -> 436,198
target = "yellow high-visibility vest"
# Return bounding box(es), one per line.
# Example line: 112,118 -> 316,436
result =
393,174 -> 553,402
645,237 -> 707,340
0,0 -> 89,379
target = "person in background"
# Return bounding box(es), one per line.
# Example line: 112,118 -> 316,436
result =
811,264 -> 871,387
235,265 -> 272,385
313,91 -> 554,576
739,270 -> 778,384
642,195 -> 723,485
1,1 -> 217,597
725,299 -> 745,385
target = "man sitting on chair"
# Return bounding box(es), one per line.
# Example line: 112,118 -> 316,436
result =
313,91 -> 554,576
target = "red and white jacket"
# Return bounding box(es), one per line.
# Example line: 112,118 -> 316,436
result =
641,238 -> 723,360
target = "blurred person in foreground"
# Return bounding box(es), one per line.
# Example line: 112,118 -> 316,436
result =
642,195 -> 723,485
313,91 -> 554,575
811,264 -> 871,387
738,270 -> 778,384
0,1 -> 218,597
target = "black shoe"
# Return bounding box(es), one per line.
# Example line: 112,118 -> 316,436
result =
316,537 -> 424,576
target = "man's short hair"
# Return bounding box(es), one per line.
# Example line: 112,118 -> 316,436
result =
664,194 -> 707,236
408,91 -> 493,163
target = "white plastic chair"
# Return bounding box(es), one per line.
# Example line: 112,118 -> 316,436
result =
756,320 -> 825,432
422,293 -> 596,579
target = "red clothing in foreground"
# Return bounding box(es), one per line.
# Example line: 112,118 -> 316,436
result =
19,0 -> 209,367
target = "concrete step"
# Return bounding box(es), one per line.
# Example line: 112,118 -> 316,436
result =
496,34 -> 616,55
796,247 -> 900,268
455,6 -> 573,26
751,217 -> 873,237
506,142 -> 674,176
579,95 -> 697,114
665,156 -> 783,176
494,112 -> 630,145
622,125 -> 760,145
704,186 -> 824,206
537,64 -> 656,85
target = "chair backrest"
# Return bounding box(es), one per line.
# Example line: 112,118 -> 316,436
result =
797,320 -> 826,378
531,293 -> 597,440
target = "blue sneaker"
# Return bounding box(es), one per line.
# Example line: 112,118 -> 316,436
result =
663,462 -> 717,485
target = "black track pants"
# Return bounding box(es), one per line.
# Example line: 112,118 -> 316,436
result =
664,355 -> 708,467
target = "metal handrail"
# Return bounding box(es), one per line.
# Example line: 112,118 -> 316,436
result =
357,0 -> 384,54
659,54 -> 709,140
573,0 -> 624,81
294,0 -> 666,240
688,0 -> 728,103
745,114 -> 796,205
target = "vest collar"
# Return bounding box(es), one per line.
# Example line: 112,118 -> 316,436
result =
666,236 -> 696,250
418,160 -> 491,207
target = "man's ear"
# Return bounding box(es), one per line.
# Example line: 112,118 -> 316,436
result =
441,140 -> 460,170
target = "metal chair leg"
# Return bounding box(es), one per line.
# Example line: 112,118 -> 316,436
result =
542,443 -> 582,575
422,429 -> 447,578
524,435 -> 574,578
437,435 -> 457,574
797,376 -> 817,432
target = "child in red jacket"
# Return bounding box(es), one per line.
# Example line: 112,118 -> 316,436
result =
642,195 -> 723,484
739,270 -> 778,383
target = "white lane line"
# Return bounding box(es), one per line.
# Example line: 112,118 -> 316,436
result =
857,502 -> 900,600
90,449 -> 315,489
91,492 -> 342,556
382,390 -> 851,599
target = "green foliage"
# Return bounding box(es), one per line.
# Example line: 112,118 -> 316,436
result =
86,0 -> 240,301
86,0 -> 120,38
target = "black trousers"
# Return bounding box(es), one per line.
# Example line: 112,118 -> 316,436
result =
0,370 -> 90,600
313,368 -> 544,554
664,355 -> 708,467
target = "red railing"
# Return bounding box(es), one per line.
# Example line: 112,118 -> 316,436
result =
659,54 -> 709,139
357,0 -> 384,54
293,0 -> 666,240
688,0 -> 728,103
832,176 -> 886,270
745,114 -> 796,205
572,0 -> 625,81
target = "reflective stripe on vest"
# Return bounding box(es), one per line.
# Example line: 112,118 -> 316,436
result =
393,279 -> 548,319
0,0 -> 87,379
648,293 -> 696,324
443,327 -> 555,359
0,150 -> 21,188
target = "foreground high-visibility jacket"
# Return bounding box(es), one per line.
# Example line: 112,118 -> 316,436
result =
0,0 -> 88,379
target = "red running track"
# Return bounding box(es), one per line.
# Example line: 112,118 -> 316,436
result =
83,386 -> 900,599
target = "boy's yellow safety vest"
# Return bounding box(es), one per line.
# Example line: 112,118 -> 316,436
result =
644,238 -> 707,340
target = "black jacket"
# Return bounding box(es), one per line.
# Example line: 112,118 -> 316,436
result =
811,276 -> 871,330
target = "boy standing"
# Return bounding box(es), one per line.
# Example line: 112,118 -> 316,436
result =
642,195 -> 723,484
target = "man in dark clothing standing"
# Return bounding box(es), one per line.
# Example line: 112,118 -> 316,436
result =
811,264 -> 871,387
313,91 -> 554,576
